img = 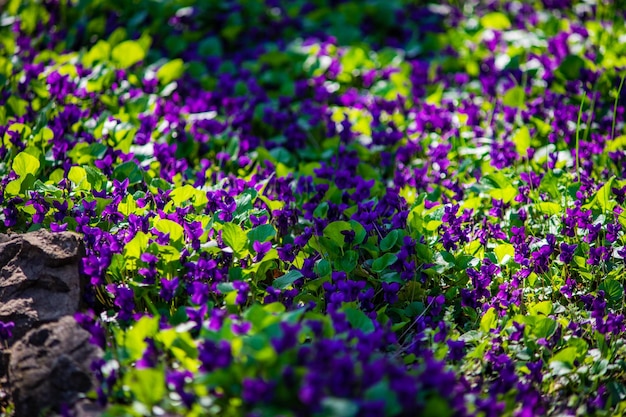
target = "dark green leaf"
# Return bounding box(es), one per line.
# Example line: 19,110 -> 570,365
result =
344,307 -> 375,333
247,224 -> 276,245
273,270 -> 304,289
337,250 -> 358,273
372,253 -> 398,273
380,229 -> 401,252
558,55 -> 585,80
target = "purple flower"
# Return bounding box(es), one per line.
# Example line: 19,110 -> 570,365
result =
160,277 -> 179,302
136,338 -> 159,369
50,222 -> 68,232
252,240 -> 271,257
447,339 -> 466,361
106,284 -> 135,321
74,312 -> 106,348
559,243 -> 577,264
198,339 -> 232,372
241,378 -> 274,403
140,252 -> 159,264
166,370 -> 195,408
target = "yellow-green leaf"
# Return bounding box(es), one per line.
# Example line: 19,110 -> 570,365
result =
111,40 -> 146,68
535,202 -> 561,215
154,218 -> 185,244
13,151 -> 40,177
157,58 -> 185,85
480,307 -> 498,333
5,179 -> 22,196
118,194 -> 137,216
83,40 -> 111,67
494,243 -> 515,264
502,86 -> 526,109
513,126 -> 531,157
529,300 -> 553,316
488,185 -> 518,203
124,231 -> 149,259
480,12 -> 511,30
68,166 -> 88,188
221,223 -> 248,257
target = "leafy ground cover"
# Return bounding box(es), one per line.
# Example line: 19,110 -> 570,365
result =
2,0 -> 626,415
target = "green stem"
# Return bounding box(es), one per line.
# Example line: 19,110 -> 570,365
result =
612,73 -> 626,141
575,94 -> 585,183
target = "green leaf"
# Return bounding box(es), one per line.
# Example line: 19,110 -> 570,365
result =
423,396 -> 454,417
513,126 -> 531,157
124,316 -> 159,360
480,12 -> 511,30
113,161 -> 144,185
157,58 -> 185,85
549,359 -> 573,376
502,86 -> 525,109
380,230 -> 401,252
480,307 -> 497,333
323,221 -> 353,248
273,270 -> 303,289
599,278 -> 623,308
124,231 -> 149,259
154,218 -> 185,245
221,223 -> 248,257
558,55 -> 585,80
483,172 -> 511,189
247,224 -> 276,244
157,245 -> 180,264
566,337 -> 588,360
12,151 -> 40,178
68,166 -> 89,189
535,202 -> 561,215
524,316 -> 557,339
531,116 -> 552,136
111,40 -> 146,68
337,250 -> 358,273
243,304 -> 269,329
217,282 -> 235,293
125,368 -> 165,407
584,176 -> 616,212
5,179 -> 21,196
528,300 -> 552,316
371,253 -> 398,273
488,186 -> 518,204
83,40 -> 111,66
198,37 -> 222,57
344,307 -> 375,333
550,347 -> 578,366
313,202 -> 329,218
494,243 -> 515,265
118,194 -> 137,216
364,380 -> 402,416
539,171 -> 560,200
349,220 -> 367,245
315,259 -> 331,277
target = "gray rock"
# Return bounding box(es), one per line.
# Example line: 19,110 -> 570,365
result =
0,230 -> 96,415
9,316 -> 103,417
0,230 -> 86,344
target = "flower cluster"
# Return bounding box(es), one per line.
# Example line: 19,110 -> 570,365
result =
2,0 -> 626,416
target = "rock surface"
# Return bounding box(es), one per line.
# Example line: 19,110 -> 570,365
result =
0,230 -> 86,344
0,231 -> 102,416
8,316 -> 102,417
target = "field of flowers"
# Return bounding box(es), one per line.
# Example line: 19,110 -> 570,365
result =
2,0 -> 626,415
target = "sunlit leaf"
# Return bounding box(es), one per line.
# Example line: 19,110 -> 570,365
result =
12,151 -> 40,178
480,12 -> 511,30
111,40 -> 146,68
